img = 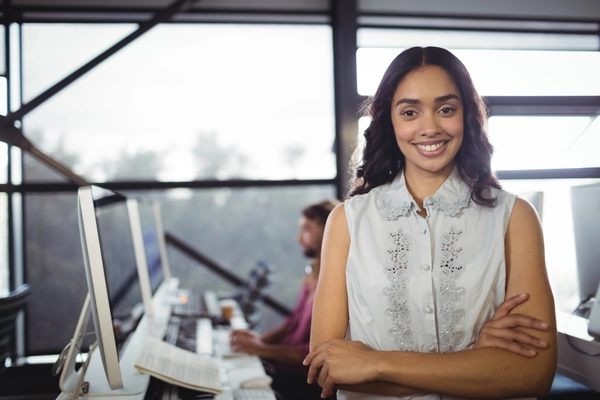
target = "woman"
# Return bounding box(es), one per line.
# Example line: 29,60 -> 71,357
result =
304,47 -> 557,399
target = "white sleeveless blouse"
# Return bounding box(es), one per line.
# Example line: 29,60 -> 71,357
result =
340,167 -> 527,400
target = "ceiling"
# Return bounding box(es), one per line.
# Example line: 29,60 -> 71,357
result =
0,0 -> 599,23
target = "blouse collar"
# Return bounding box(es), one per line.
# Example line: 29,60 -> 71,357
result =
376,166 -> 471,221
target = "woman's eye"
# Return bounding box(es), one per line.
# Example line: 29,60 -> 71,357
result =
401,110 -> 416,117
440,107 -> 455,114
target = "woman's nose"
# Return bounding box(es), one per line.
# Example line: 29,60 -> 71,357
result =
419,113 -> 439,136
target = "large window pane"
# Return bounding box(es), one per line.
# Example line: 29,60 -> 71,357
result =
21,23 -> 137,103
26,192 -> 83,355
357,47 -> 600,96
0,77 -> 7,184
0,193 -> 7,297
490,116 -> 600,171
26,185 -> 336,354
0,76 -> 7,116
22,23 -> 336,182
0,26 -> 5,76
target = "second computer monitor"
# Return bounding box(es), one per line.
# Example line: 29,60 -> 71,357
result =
128,198 -> 174,316
571,182 -> 600,303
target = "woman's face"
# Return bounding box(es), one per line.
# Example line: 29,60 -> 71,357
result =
390,65 -> 464,179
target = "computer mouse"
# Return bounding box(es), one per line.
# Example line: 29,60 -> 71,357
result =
239,375 -> 273,389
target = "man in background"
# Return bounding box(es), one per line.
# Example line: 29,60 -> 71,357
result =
230,199 -> 340,400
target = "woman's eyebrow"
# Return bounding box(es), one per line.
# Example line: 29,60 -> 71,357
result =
394,94 -> 460,108
394,98 -> 420,107
435,94 -> 460,103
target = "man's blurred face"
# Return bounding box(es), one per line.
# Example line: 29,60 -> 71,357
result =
297,216 -> 325,259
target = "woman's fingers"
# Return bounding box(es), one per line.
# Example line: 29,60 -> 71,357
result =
487,313 -> 549,330
486,335 -> 539,357
491,293 -> 529,320
490,326 -> 547,348
320,373 -> 336,398
305,346 -> 326,384
475,325 -> 548,356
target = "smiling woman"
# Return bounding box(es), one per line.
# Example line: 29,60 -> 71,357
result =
306,47 -> 557,400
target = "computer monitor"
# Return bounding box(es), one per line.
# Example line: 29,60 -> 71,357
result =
137,200 -> 165,293
148,200 -> 173,282
127,198 -> 169,316
571,182 -> 600,303
59,185 -> 148,397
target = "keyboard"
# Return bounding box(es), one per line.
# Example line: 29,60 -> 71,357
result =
172,290 -> 222,318
158,298 -> 274,400
232,388 -> 276,400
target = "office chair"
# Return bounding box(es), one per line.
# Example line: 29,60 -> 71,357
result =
238,262 -> 274,328
0,283 -> 31,370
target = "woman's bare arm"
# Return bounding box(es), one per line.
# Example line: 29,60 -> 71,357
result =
309,204 -> 422,396
306,199 -> 557,399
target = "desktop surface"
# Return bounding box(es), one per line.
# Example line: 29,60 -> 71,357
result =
556,311 -> 600,393
56,279 -> 275,400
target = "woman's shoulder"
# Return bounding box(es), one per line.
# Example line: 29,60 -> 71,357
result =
471,186 -> 517,213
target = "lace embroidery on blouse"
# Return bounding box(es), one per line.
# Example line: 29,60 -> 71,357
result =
438,226 -> 466,352
377,173 -> 471,221
379,198 -> 412,221
426,189 -> 470,217
383,228 -> 414,351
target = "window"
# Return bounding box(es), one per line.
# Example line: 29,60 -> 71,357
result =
20,22 -> 336,354
22,23 -> 336,182
489,116 -> 600,171
26,185 -> 336,354
357,47 -> 600,97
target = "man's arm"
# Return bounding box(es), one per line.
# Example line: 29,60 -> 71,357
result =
260,322 -> 290,344
230,327 -> 306,366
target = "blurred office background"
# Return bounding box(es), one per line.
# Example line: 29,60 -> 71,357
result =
0,0 -> 598,392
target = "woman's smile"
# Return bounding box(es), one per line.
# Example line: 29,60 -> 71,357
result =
413,139 -> 450,155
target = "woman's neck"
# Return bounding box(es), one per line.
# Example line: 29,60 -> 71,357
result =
404,164 -> 454,212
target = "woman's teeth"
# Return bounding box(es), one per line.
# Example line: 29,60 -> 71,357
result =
416,142 -> 445,152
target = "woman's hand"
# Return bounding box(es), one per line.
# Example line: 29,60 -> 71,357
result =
474,293 -> 549,357
303,338 -> 378,398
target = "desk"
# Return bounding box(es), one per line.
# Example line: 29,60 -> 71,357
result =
556,311 -> 600,392
56,282 -> 273,400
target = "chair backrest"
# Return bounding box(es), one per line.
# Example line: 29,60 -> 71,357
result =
0,284 -> 31,368
239,262 -> 274,328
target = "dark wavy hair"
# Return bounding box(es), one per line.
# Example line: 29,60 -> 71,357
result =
349,46 -> 500,207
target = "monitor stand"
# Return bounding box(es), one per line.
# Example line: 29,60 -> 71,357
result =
588,283 -> 600,339
58,294 -> 149,399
